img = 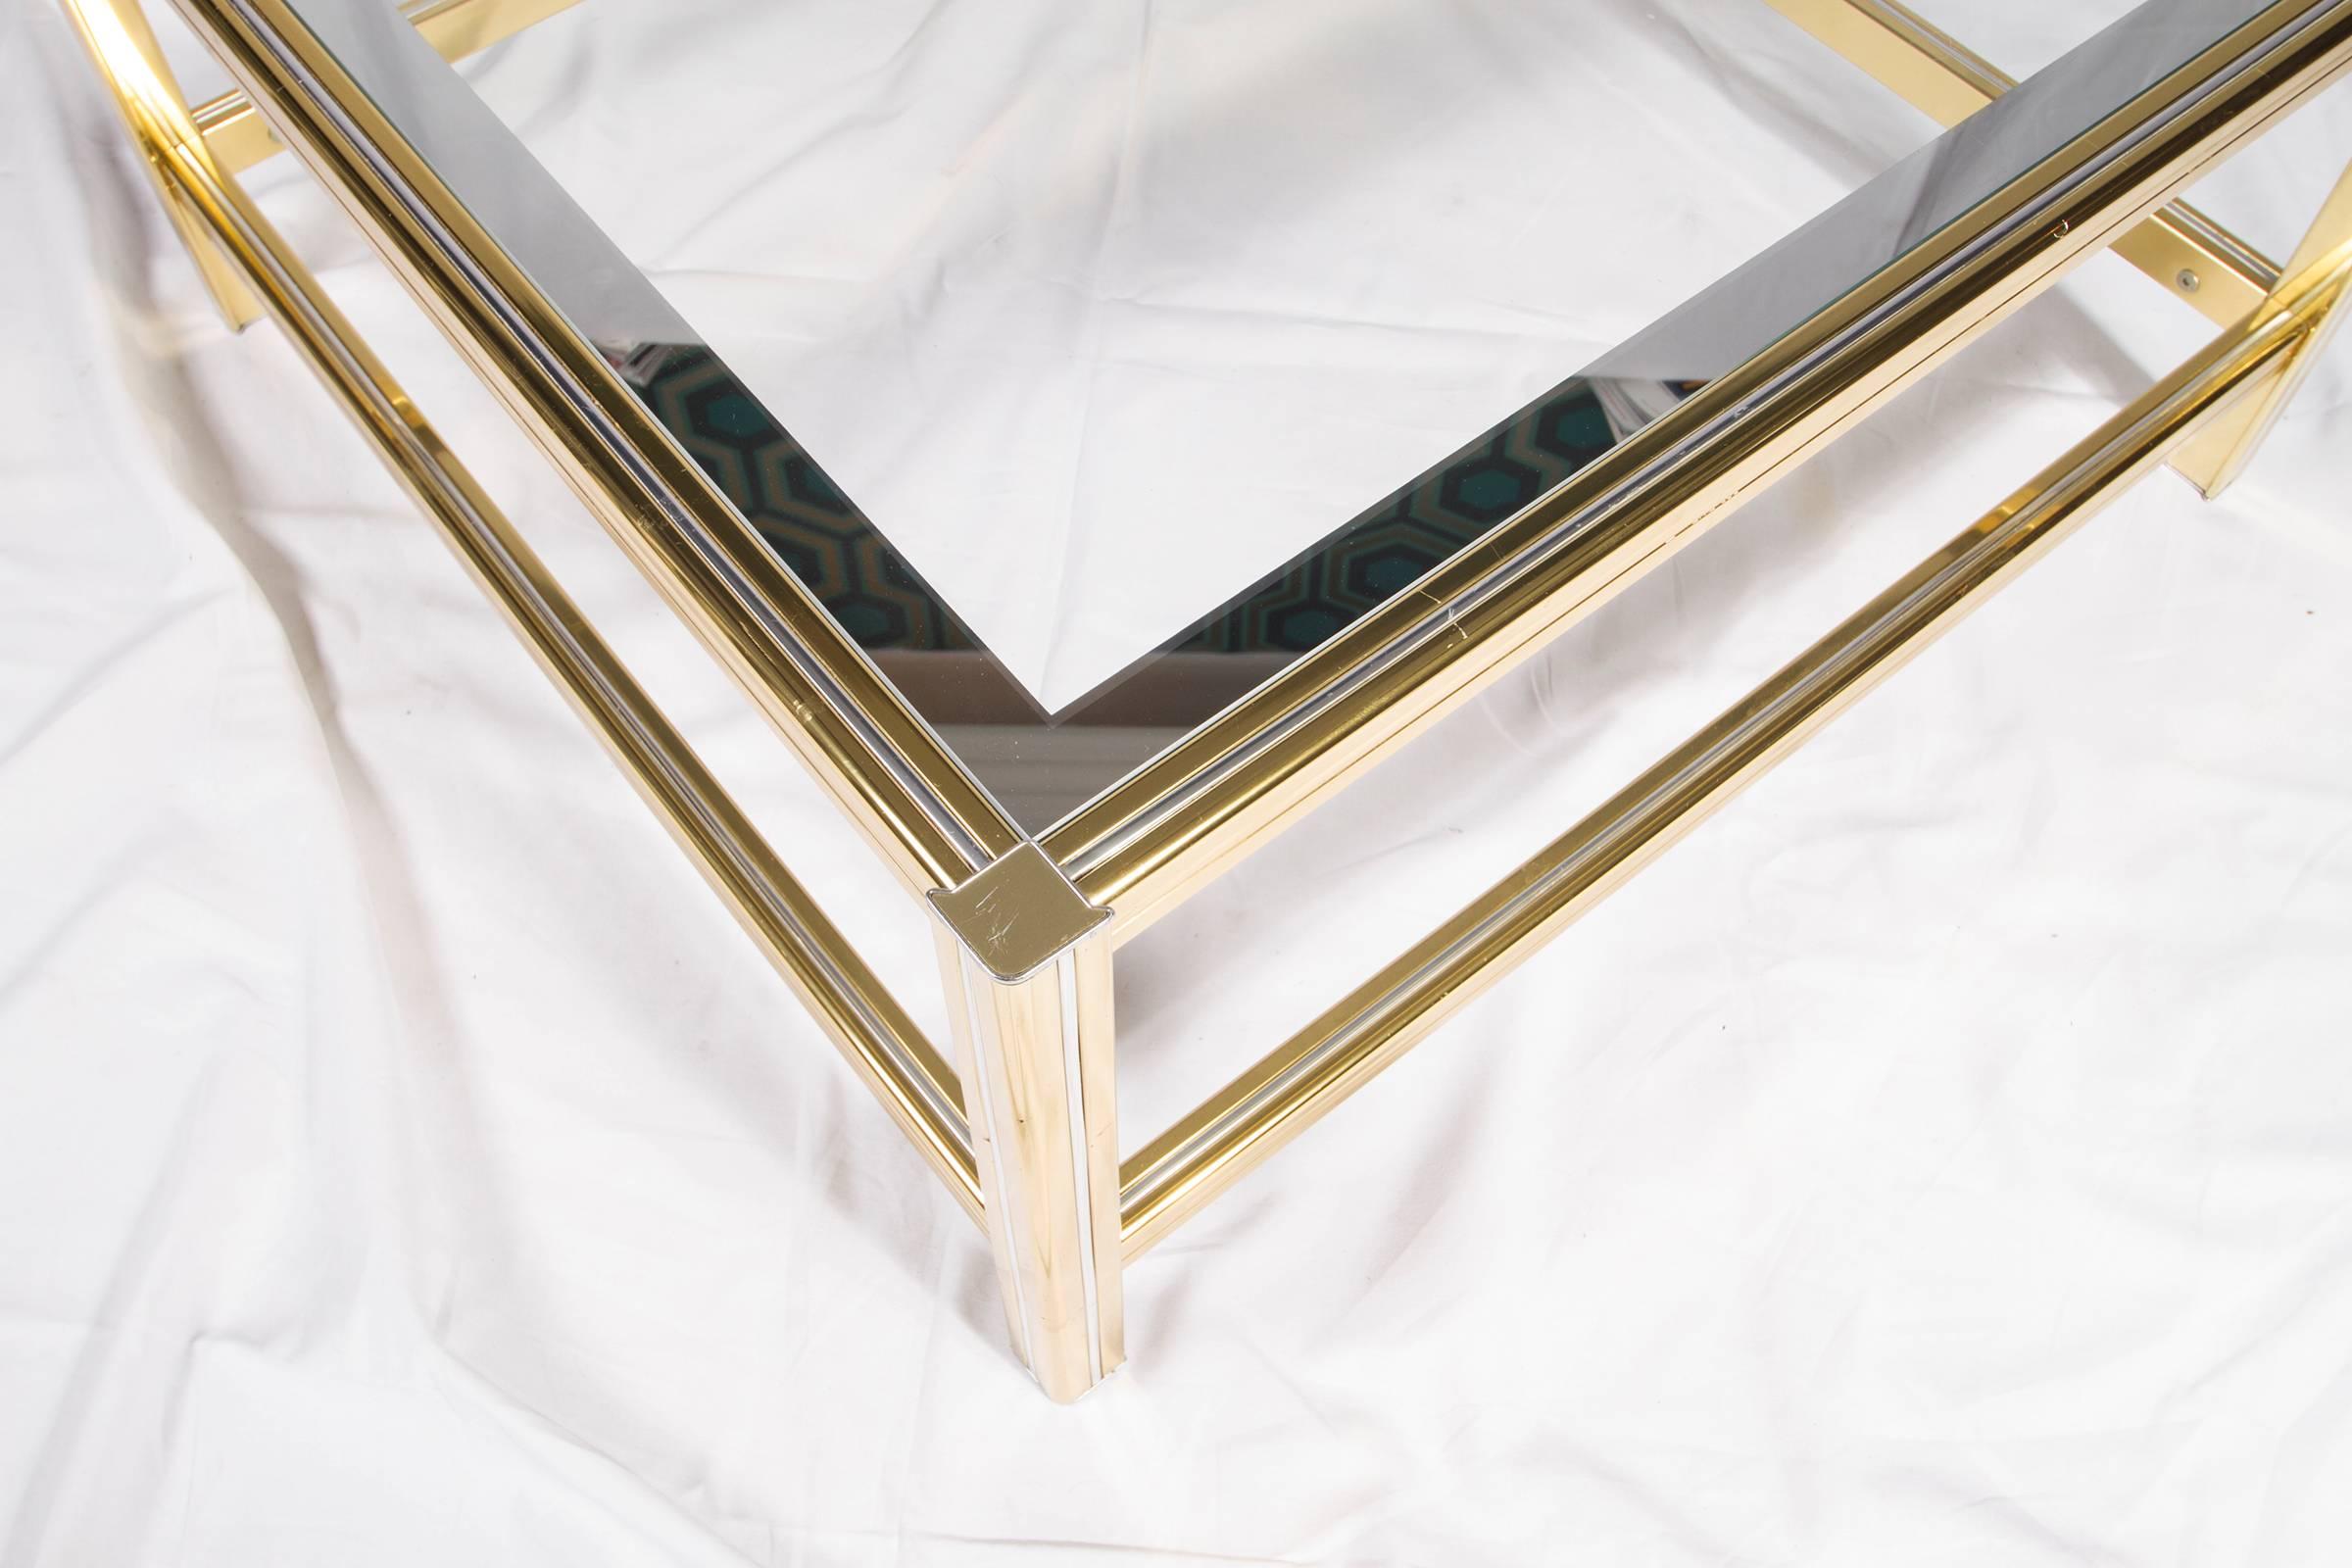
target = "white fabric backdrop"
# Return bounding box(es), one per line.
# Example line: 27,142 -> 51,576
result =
6,1 -> 2352,1563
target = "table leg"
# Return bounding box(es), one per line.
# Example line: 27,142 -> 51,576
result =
2173,159 -> 2352,498
60,0 -> 264,329
932,846 -> 1123,1402
1760,0 -> 2281,326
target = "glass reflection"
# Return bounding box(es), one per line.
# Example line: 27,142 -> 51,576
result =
614,337 -> 1697,828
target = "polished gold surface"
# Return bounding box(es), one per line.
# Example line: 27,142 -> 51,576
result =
191,0 -> 582,172
1764,0 -> 2281,325
937,893 -> 1122,1401
62,0 -> 264,329
1047,3 -> 2352,950
1769,0 -> 2004,123
62,0 -> 985,1226
1120,250 -> 2348,1258
171,0 -> 1027,906
2173,158 -> 2352,494
930,843 -> 1114,985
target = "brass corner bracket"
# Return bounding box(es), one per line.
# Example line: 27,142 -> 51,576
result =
929,842 -> 1112,985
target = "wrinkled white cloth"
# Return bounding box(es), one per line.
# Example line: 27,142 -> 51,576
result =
5,1 -> 2352,1564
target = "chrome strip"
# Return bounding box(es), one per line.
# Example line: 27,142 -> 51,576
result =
1056,954 -> 1103,1384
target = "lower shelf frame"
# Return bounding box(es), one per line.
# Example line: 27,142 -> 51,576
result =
1118,217 -> 2352,1259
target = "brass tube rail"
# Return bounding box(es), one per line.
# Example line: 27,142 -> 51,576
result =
192,0 -> 581,172
2174,158 -> 2352,493
1764,0 -> 2282,326
61,0 -> 984,1226
1049,2 -> 2352,952
1119,253 -> 2348,1257
173,0 -> 1029,903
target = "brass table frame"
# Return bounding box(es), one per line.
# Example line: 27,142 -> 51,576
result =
64,0 -> 2352,1401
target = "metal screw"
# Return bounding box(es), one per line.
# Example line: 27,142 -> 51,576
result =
2178,268 -> 2202,293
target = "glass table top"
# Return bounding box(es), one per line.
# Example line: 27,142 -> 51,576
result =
269,0 -> 2278,829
